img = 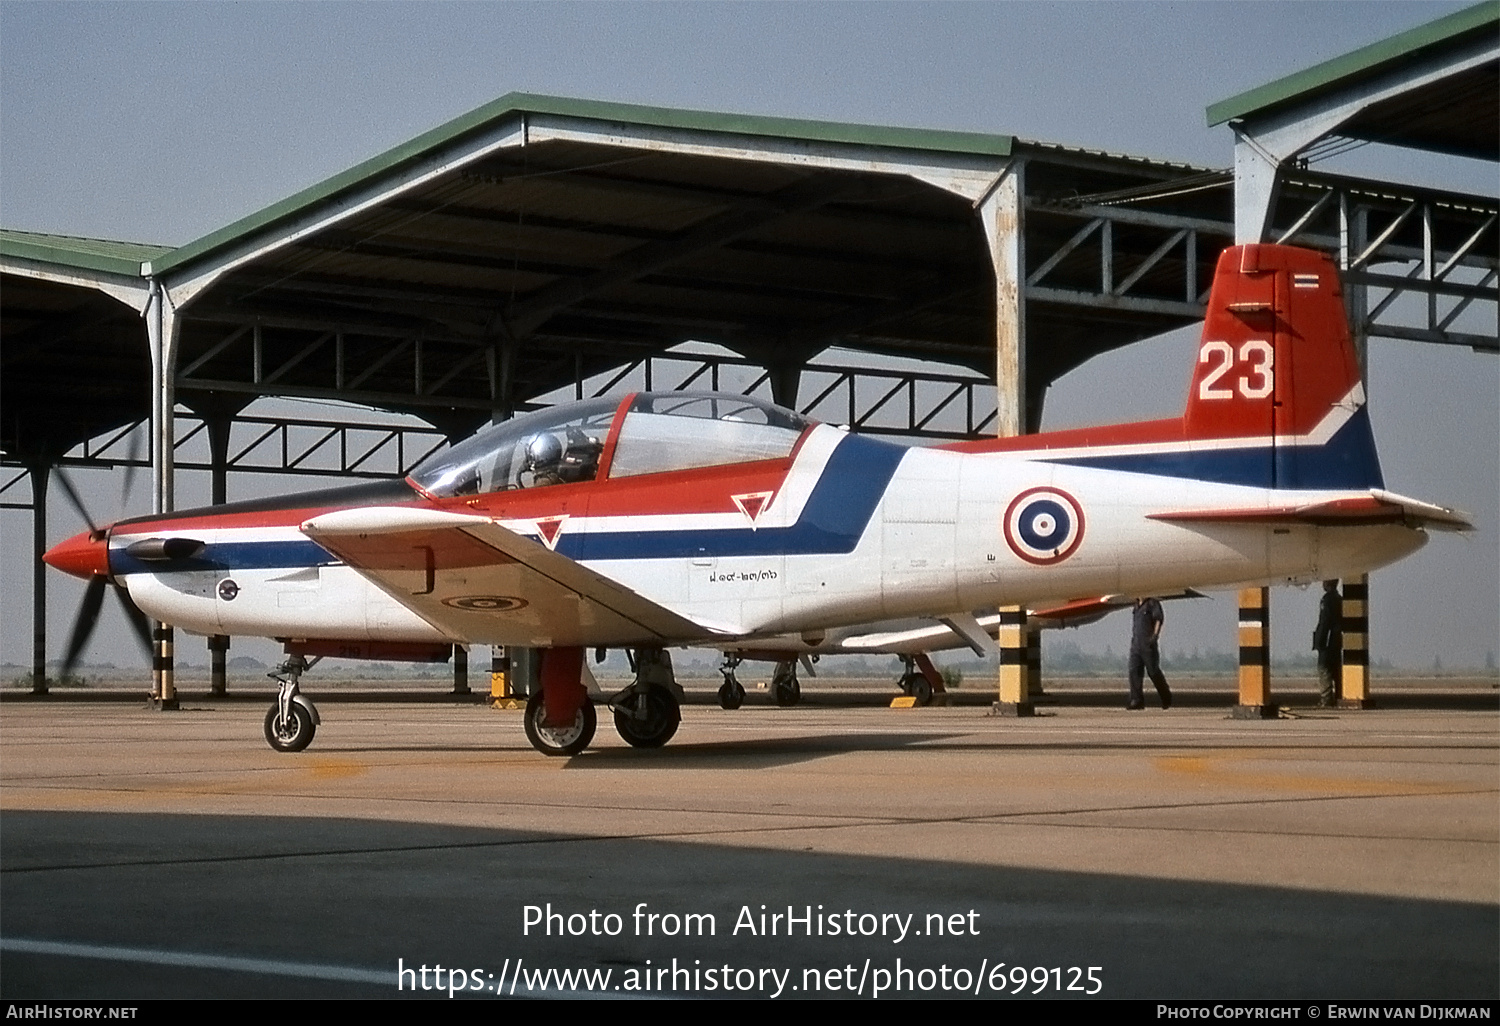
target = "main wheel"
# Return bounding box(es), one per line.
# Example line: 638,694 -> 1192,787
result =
614,687 -> 680,748
773,671 -> 801,707
264,703 -> 316,753
524,690 -> 597,756
910,675 -> 933,707
718,680 -> 745,710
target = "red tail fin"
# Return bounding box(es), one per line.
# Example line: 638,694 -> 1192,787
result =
1186,244 -> 1363,440
1181,244 -> 1380,489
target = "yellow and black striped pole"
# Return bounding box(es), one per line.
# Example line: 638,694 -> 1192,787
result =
1233,586 -> 1275,718
209,634 -> 229,695
1026,624 -> 1044,699
1340,575 -> 1374,709
154,623 -> 178,710
992,605 -> 1033,716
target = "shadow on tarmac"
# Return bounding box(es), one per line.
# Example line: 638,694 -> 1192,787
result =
3,810 -> 1495,1000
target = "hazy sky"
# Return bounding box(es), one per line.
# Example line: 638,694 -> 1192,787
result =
2,1 -> 1495,672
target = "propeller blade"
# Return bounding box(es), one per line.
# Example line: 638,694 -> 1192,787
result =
60,575 -> 108,680
113,581 -> 155,660
121,426 -> 142,506
53,467 -> 99,535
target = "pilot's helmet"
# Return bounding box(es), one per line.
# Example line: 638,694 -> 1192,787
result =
525,432 -> 564,471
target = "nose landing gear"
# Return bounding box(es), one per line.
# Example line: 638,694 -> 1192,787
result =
263,654 -> 321,752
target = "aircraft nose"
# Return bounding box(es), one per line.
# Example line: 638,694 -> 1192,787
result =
44,529 -> 110,580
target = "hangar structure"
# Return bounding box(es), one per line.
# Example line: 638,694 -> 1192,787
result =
3,3 -> 1496,703
1206,0 -> 1498,714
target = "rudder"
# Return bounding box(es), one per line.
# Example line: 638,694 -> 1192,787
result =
1184,244 -> 1382,489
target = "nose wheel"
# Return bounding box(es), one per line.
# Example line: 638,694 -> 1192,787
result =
263,655 -> 320,752
264,703 -> 316,752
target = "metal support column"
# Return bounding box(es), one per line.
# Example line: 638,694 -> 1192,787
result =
29,461 -> 49,695
1339,203 -> 1377,710
453,645 -> 469,695
991,606 -> 1033,716
1340,576 -> 1374,709
1233,586 -> 1276,718
980,161 -> 1026,438
208,634 -> 229,696
147,281 -> 180,708
509,647 -> 536,698
767,362 -> 802,410
153,625 -> 177,710
207,412 -> 232,695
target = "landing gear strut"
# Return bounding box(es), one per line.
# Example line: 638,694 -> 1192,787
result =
718,654 -> 745,710
772,660 -> 801,707
898,655 -> 933,707
264,654 -> 321,752
612,648 -> 682,748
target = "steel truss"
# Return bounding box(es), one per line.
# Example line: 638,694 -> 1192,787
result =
1273,173 -> 1498,353
4,351 -> 997,495
1023,198 -> 1229,318
1,413 -> 449,483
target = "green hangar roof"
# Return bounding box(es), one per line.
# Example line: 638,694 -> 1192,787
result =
151,92 -> 1016,279
1207,1 -> 1499,161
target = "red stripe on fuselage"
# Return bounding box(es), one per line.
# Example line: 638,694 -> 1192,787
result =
450,457 -> 794,519
115,456 -> 799,535
939,417 -> 1186,455
115,497 -> 426,534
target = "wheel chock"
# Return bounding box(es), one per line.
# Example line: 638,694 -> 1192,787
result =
889,695 -> 918,709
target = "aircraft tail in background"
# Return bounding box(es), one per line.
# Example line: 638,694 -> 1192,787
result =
1183,243 -> 1382,491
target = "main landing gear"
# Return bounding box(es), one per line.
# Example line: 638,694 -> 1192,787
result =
771,659 -> 801,707
611,648 -> 681,749
263,654 -> 321,752
521,647 -> 684,756
718,654 -> 746,709
897,655 -> 934,707
524,689 -> 597,756
717,654 -> 804,708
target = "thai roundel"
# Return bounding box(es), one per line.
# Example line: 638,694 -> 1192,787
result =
1003,487 -> 1085,565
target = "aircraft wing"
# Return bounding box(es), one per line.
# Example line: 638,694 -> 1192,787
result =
1148,492 -> 1473,532
827,591 -> 1206,654
302,506 -> 730,648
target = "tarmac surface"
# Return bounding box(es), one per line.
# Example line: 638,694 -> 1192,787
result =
1,678 -> 1496,1000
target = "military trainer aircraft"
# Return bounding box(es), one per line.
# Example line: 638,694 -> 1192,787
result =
44,244 -> 1471,756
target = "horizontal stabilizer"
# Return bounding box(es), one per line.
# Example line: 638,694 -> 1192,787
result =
302,506 -> 729,647
1148,492 -> 1473,532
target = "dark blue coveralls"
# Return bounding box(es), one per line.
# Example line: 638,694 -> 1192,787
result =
1128,597 -> 1172,710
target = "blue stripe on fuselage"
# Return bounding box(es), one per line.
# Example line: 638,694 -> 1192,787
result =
111,540 -> 336,577
562,432 -> 908,560
109,433 -> 910,573
1042,407 -> 1384,490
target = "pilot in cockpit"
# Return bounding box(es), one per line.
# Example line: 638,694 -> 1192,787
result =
522,429 -> 602,488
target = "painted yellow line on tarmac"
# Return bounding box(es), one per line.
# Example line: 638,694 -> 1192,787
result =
1155,752 -> 1473,796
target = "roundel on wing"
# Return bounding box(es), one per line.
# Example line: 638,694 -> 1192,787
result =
1003,487 -> 1085,565
441,595 -> 528,612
